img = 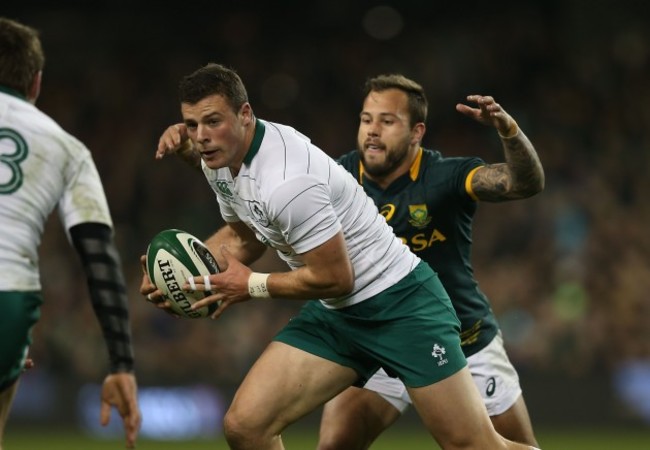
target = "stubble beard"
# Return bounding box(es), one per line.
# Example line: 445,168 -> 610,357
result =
359,140 -> 410,179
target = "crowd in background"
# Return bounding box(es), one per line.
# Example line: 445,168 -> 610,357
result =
6,1 -> 649,419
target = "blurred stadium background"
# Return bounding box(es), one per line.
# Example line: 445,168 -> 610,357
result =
3,0 -> 650,448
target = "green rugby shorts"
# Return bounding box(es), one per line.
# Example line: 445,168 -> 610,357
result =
274,262 -> 466,387
0,291 -> 42,391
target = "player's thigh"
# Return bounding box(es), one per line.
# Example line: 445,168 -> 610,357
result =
408,367 -> 500,447
228,341 -> 358,433
319,384 -> 401,449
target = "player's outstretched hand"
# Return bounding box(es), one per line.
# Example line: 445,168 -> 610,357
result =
100,372 -> 141,449
456,95 -> 518,138
155,123 -> 201,169
156,123 -> 189,159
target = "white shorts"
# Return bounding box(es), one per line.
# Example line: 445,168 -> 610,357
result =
364,332 -> 522,416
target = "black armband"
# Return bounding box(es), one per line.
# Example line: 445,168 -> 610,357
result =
69,222 -> 135,373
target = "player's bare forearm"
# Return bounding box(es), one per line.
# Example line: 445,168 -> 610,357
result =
472,128 -> 544,202
205,222 -> 267,269
265,232 -> 354,300
501,128 -> 544,196
186,231 -> 354,319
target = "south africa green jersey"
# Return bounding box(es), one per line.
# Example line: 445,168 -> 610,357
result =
338,147 -> 499,357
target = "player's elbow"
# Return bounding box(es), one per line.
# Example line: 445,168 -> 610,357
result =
525,172 -> 545,197
334,270 -> 355,296
317,267 -> 354,297
511,169 -> 545,199
536,170 -> 546,193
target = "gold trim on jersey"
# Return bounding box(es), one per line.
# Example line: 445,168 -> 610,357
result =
465,166 -> 483,201
460,319 -> 482,346
409,147 -> 424,181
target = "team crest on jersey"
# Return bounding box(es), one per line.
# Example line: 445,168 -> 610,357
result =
408,204 -> 431,228
247,200 -> 270,226
431,343 -> 448,367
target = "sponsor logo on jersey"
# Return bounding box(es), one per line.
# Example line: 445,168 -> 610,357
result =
403,229 -> 447,252
381,202 -> 447,251
215,180 -> 234,198
379,204 -> 396,221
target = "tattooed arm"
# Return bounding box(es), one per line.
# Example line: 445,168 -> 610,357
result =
456,95 -> 545,202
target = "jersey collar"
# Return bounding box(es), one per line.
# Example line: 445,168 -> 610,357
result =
242,119 -> 266,165
359,147 -> 424,185
409,147 -> 424,181
0,84 -> 27,100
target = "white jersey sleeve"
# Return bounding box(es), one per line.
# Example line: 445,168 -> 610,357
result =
266,174 -> 341,255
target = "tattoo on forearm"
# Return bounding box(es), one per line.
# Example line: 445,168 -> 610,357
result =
471,131 -> 544,202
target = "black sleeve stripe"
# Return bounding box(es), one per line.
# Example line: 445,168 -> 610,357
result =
69,223 -> 135,373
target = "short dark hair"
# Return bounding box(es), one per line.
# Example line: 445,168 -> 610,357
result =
0,17 -> 45,96
178,63 -> 249,113
363,74 -> 428,127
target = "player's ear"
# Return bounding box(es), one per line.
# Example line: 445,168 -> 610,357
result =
239,102 -> 253,124
411,122 -> 426,145
27,70 -> 42,104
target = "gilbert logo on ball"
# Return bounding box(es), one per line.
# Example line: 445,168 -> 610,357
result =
146,229 -> 220,318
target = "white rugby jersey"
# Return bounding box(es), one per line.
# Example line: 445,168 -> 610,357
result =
202,119 -> 420,308
0,88 -> 112,291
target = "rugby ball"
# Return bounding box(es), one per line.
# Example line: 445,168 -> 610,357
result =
146,229 -> 220,318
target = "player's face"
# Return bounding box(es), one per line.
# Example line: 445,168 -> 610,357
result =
357,89 -> 416,179
181,94 -> 253,170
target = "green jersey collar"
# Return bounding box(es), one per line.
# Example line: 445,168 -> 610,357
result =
0,84 -> 27,101
243,119 -> 266,165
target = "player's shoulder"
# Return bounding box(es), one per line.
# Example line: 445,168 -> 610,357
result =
2,91 -> 54,131
258,118 -> 335,178
261,119 -> 311,146
421,148 -> 484,172
256,119 -> 319,165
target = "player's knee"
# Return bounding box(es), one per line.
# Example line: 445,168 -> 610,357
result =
223,407 -> 256,447
223,404 -> 277,448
